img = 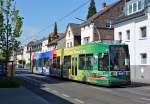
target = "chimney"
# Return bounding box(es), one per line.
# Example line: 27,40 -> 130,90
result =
102,1 -> 107,9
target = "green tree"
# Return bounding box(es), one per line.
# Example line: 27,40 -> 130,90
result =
0,0 -> 23,61
52,22 -> 58,39
87,0 -> 97,20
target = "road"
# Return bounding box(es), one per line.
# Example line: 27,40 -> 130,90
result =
16,70 -> 150,104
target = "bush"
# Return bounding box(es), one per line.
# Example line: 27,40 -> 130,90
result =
0,79 -> 20,88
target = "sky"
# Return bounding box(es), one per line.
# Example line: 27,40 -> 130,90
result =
15,0 -> 117,44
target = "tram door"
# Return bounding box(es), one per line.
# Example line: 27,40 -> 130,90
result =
71,56 -> 78,76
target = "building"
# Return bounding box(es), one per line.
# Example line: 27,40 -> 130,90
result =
16,46 -> 24,67
114,0 -> 150,83
23,45 -> 30,68
65,23 -> 81,48
23,37 -> 48,69
57,34 -> 66,49
41,37 -> 49,53
81,0 -> 124,45
47,33 -> 65,50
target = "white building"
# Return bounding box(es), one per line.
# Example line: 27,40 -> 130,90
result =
65,23 -> 81,48
81,23 -> 94,45
114,0 -> 150,83
41,37 -> 49,52
23,45 -> 30,67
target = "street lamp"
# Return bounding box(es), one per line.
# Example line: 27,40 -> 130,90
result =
29,47 -> 32,73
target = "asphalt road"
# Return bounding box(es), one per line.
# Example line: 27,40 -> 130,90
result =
16,70 -> 150,104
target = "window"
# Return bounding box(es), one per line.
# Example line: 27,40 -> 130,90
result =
84,37 -> 90,44
63,56 -> 71,69
98,53 -> 109,71
67,43 -> 69,48
140,26 -> 147,38
133,2 -> 137,12
129,4 -> 132,14
68,31 -> 71,37
126,30 -> 130,40
79,55 -> 86,70
43,58 -> 49,67
138,1 -> 142,10
53,57 -> 60,69
110,46 -> 130,71
79,54 -> 94,70
119,32 -> 122,42
104,19 -> 112,28
85,54 -> 93,70
70,42 -> 72,47
141,53 -> 147,64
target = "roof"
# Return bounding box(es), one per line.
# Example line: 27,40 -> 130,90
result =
27,37 -> 49,47
81,0 -> 123,26
48,32 -> 64,37
67,23 -> 81,36
48,33 -> 65,46
114,10 -> 146,25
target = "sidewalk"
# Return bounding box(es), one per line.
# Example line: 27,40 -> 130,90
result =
0,87 -> 49,104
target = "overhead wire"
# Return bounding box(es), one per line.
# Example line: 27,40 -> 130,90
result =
21,0 -> 90,45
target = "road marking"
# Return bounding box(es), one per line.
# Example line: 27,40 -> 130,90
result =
141,87 -> 150,90
121,89 -> 150,97
52,90 -> 59,94
44,87 -> 51,91
91,86 -> 112,92
74,98 -> 84,104
62,94 -> 70,98
140,98 -> 150,101
133,99 -> 145,103
91,86 -> 101,90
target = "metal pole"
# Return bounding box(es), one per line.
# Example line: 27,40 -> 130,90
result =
30,47 -> 32,73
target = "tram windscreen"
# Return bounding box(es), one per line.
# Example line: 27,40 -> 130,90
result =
110,45 -> 130,71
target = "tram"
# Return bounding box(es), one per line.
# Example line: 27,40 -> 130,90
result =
32,51 -> 51,75
50,42 -> 131,86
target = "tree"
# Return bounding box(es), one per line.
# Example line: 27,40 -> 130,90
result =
48,34 -> 52,44
52,22 -> 58,39
0,0 -> 23,61
87,0 -> 97,20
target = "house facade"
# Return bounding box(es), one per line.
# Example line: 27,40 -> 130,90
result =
65,23 -> 81,48
41,37 -> 49,53
81,0 -> 124,45
57,34 -> 65,49
114,0 -> 150,83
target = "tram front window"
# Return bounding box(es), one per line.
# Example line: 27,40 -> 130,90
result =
110,46 -> 130,71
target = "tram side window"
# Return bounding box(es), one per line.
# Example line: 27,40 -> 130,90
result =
63,56 -> 71,69
79,54 -> 94,70
38,59 -> 42,67
79,55 -> 86,70
44,58 -> 50,67
85,54 -> 93,70
56,57 -> 60,69
98,53 -> 109,71
53,57 -> 60,69
53,57 -> 57,69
